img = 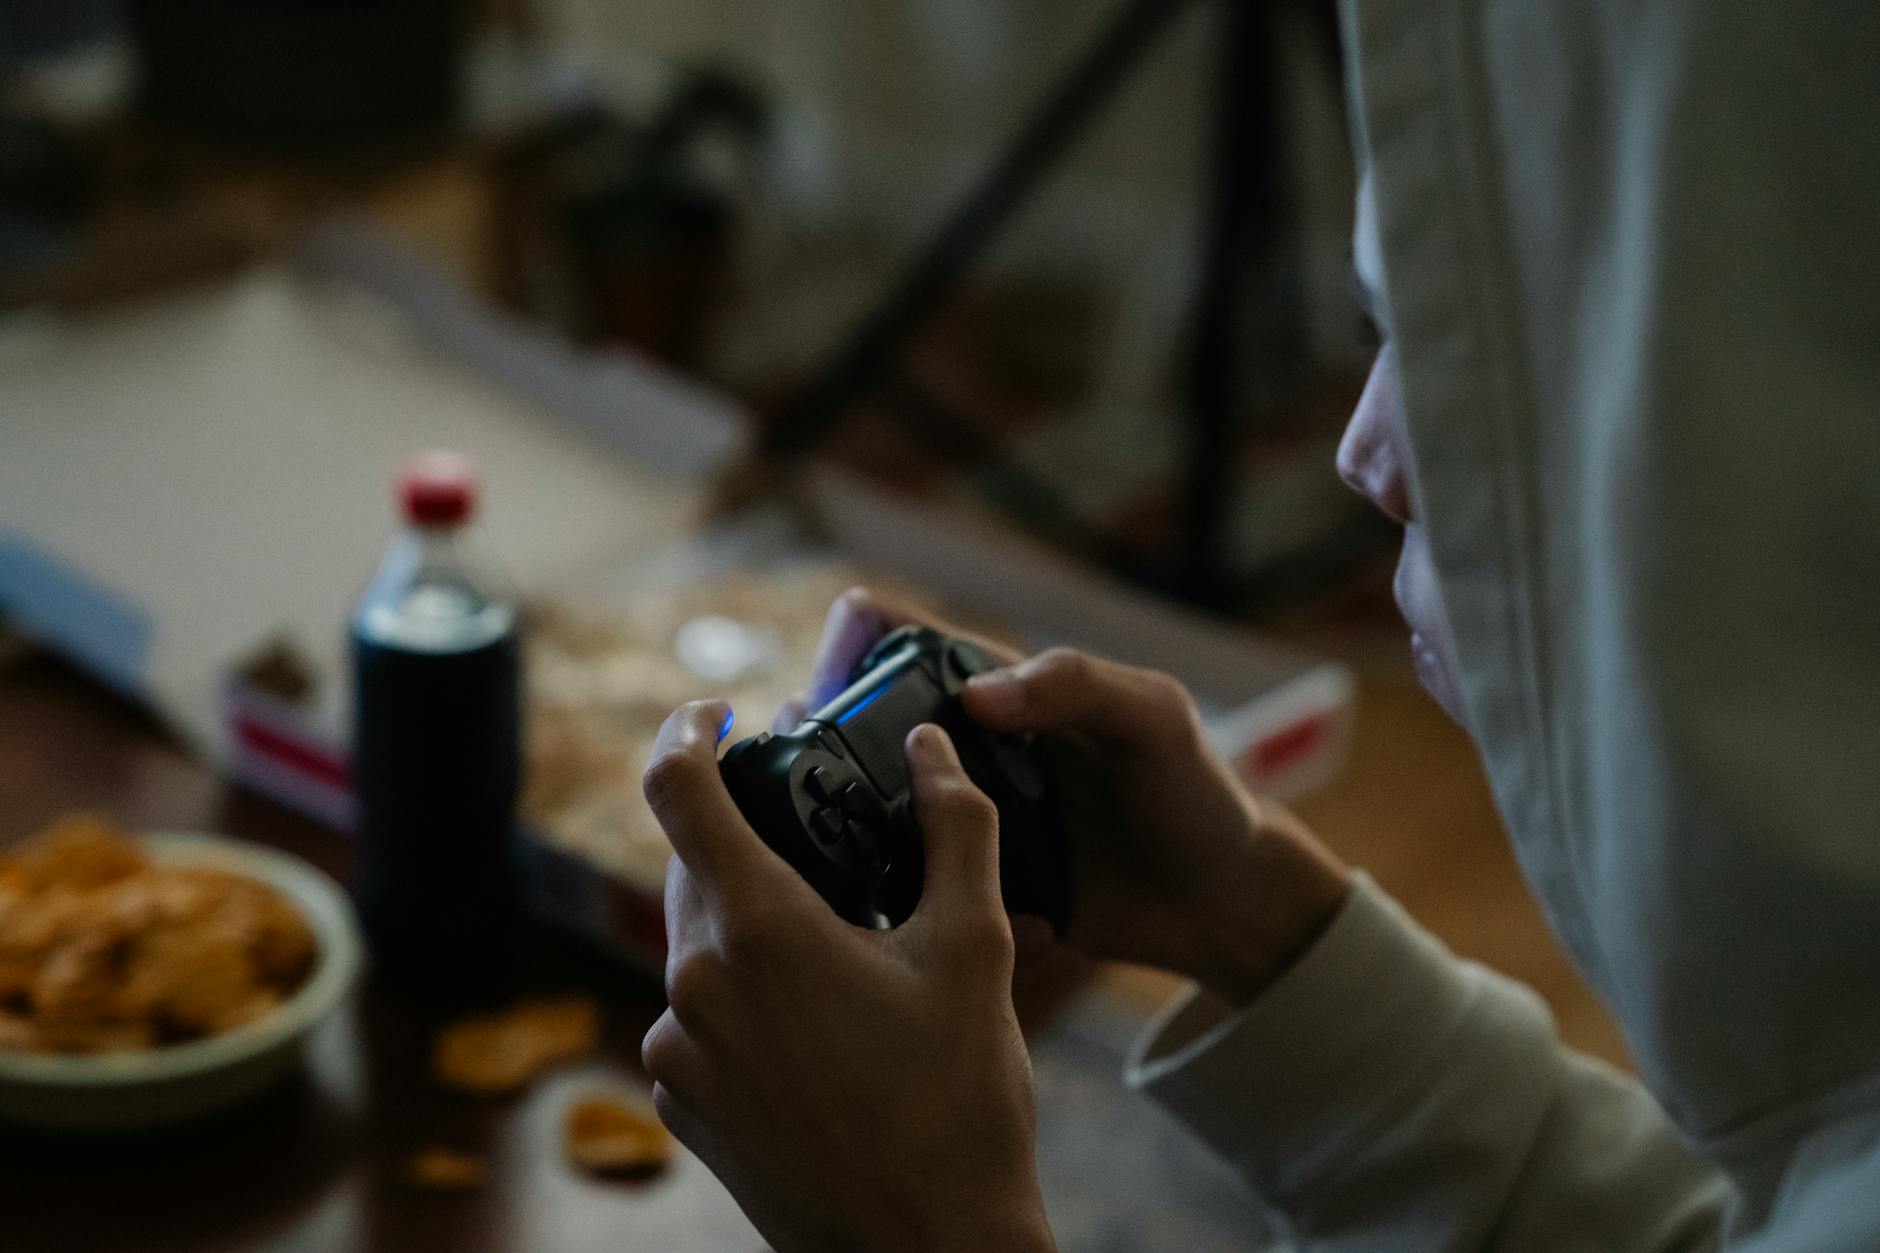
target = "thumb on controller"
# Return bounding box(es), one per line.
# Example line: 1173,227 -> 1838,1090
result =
902,723 -> 1007,944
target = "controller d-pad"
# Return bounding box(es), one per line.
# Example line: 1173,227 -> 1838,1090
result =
809,808 -> 845,846
838,783 -> 873,817
805,766 -> 838,802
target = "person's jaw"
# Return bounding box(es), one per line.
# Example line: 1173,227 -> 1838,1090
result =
1394,526 -> 1467,725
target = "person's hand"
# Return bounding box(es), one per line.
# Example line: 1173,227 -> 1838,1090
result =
641,702 -> 1056,1253
783,589 -> 1353,1006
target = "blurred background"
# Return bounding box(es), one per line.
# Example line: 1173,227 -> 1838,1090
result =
0,4 -> 1623,1251
2,0 -> 1385,609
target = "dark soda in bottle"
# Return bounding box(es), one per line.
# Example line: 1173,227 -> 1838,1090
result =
351,451 -> 521,1004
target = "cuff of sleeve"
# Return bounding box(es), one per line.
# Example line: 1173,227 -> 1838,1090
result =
1124,872 -> 1492,1199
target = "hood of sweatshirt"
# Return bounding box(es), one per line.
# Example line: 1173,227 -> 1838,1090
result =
1340,0 -> 1880,1188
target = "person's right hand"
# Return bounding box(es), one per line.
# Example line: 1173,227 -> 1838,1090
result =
781,590 -> 1352,1006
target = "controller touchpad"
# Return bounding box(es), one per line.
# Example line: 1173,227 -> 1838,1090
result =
834,670 -> 944,797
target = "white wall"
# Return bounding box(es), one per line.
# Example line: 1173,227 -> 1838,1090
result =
534,0 -> 1365,432
538,0 -> 1351,284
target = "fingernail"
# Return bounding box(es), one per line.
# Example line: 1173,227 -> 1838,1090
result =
907,723 -> 947,758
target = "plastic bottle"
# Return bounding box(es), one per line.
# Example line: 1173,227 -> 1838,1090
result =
351,450 -> 521,1003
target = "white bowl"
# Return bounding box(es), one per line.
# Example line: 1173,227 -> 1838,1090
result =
0,833 -> 364,1132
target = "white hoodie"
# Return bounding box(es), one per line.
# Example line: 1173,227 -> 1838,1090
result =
1127,2 -> 1880,1248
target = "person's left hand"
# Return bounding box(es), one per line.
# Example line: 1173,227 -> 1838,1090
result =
640,701 -> 1057,1253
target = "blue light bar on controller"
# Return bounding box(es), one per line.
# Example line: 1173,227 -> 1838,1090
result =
837,684 -> 889,725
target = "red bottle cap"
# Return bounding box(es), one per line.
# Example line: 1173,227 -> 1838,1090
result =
399,450 -> 478,526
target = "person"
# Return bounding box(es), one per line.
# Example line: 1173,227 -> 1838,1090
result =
637,2 -> 1880,1248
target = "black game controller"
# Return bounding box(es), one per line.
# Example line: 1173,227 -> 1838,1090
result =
719,626 -> 1072,932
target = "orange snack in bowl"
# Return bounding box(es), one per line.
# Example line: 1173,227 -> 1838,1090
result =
0,1011 -> 36,1049
0,816 -> 319,1055
131,922 -> 257,1033
3,814 -> 147,893
29,932 -> 120,1025
248,893 -> 318,985
30,1018 -> 156,1054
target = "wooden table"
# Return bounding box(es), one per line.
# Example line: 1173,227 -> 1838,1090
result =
0,649 -> 764,1253
0,618 -> 1631,1252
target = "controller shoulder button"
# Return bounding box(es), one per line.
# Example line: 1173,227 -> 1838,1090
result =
721,731 -> 770,762
946,640 -> 995,676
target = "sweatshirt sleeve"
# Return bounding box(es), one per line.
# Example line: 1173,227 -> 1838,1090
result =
1124,874 -> 1732,1250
